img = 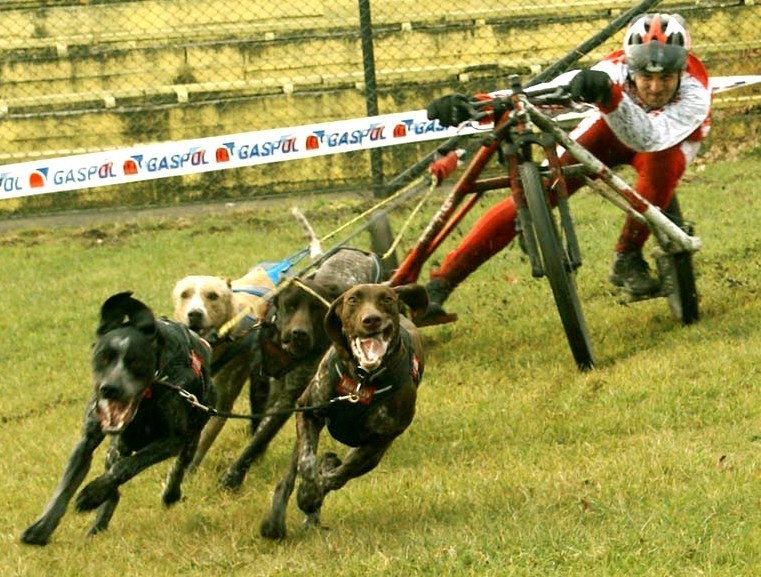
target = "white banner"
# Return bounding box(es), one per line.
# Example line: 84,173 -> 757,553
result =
1,75 -> 758,201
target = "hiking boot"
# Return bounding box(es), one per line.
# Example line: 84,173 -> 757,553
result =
609,251 -> 660,296
413,278 -> 458,327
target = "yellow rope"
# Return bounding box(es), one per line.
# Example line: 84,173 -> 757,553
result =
218,305 -> 260,339
218,277 -> 330,341
382,177 -> 438,260
217,276 -> 297,339
291,278 -> 332,307
219,170 -> 443,340
319,172 -> 430,243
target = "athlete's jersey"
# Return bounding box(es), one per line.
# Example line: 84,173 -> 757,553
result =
588,49 -> 711,152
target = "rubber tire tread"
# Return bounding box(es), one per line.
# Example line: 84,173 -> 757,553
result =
664,196 -> 699,325
520,161 -> 595,370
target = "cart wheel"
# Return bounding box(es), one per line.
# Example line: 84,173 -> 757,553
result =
657,195 -> 699,325
520,161 -> 595,370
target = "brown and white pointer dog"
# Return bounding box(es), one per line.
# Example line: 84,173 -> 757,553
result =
259,282 -> 427,539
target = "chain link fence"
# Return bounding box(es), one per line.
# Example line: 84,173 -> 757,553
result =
1,0 -> 759,215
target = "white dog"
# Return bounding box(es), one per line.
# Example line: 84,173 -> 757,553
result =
172,268 -> 274,471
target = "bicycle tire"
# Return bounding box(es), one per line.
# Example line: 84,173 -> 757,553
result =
520,162 -> 595,370
660,196 -> 699,325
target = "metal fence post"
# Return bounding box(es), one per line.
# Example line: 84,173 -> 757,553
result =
359,0 -> 398,275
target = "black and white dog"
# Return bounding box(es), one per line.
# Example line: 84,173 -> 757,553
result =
20,292 -> 215,545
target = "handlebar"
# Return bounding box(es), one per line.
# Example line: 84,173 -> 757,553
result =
434,80 -> 579,133
467,83 -> 574,119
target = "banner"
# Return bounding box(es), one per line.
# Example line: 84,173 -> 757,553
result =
0,75 -> 758,201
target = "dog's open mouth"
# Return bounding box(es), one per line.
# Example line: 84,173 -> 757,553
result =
96,398 -> 141,433
350,335 -> 390,372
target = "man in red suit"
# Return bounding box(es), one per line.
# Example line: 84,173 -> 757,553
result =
421,13 -> 712,325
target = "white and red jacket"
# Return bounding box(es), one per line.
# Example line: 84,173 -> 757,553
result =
558,49 -> 712,153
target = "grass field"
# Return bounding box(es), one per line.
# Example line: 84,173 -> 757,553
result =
1,153 -> 760,576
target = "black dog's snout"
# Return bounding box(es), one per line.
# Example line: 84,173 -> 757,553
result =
99,382 -> 122,400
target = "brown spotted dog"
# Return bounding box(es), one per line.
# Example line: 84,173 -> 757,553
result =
259,283 -> 427,540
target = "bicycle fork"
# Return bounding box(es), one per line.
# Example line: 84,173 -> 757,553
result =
508,134 -> 583,278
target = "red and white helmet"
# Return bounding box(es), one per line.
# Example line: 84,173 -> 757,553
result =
623,13 -> 691,74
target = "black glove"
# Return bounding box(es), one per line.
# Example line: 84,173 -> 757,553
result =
569,69 -> 613,106
427,93 -> 473,127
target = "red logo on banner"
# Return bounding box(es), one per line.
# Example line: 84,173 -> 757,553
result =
306,135 -> 319,150
123,160 -> 138,175
29,173 -> 44,188
215,147 -> 230,162
393,124 -> 407,138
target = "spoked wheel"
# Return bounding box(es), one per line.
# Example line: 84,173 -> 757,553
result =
520,162 -> 595,370
654,195 -> 699,325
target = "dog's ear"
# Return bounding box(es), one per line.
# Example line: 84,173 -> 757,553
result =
324,293 -> 344,345
97,291 -> 134,335
259,319 -> 300,378
394,283 -> 429,318
97,291 -> 157,338
324,291 -> 353,358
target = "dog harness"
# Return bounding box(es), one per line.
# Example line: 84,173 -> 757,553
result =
324,325 -> 422,447
149,319 -> 212,403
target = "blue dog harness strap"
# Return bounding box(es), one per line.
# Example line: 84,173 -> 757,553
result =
325,326 -> 421,447
231,248 -> 311,299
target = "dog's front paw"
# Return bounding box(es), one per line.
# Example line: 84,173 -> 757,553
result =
162,484 -> 182,506
260,515 -> 287,540
319,452 -> 342,474
20,520 -> 52,546
219,467 -> 246,492
76,476 -> 117,511
297,478 -> 324,516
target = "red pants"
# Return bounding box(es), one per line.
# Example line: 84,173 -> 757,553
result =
430,118 -> 688,287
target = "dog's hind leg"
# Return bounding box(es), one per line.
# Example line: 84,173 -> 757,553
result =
259,443 -> 299,540
190,415 -> 228,472
163,436 -> 199,506
20,415 -> 104,546
87,441 -> 124,536
88,490 -> 120,537
248,371 -> 270,435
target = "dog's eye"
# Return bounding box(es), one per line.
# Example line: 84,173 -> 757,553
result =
180,290 -> 191,300
93,348 -> 115,369
206,292 -> 219,301
346,295 -> 359,305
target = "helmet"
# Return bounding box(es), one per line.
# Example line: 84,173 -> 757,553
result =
623,13 -> 690,74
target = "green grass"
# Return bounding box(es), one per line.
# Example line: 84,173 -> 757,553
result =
2,157 -> 760,576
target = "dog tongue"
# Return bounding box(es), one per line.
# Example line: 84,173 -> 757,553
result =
360,337 -> 386,363
97,399 -> 133,433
